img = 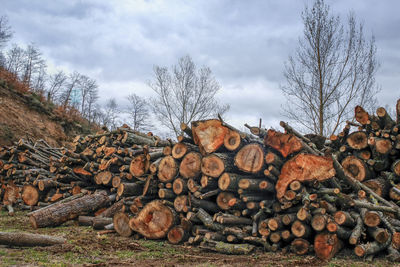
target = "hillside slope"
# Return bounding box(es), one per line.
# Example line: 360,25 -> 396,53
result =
0,74 -> 94,146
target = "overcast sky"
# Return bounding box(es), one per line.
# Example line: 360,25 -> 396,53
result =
2,0 -> 400,133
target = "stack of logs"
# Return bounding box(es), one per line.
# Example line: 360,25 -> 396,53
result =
1,99 -> 400,262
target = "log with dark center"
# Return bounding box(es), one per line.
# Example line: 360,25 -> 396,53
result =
224,130 -> 242,151
341,155 -> 371,182
346,131 -> 368,150
201,153 -> 232,178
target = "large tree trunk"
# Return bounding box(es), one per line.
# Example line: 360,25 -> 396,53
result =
129,200 -> 177,239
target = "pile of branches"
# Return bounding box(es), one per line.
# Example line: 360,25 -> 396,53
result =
1,99 -> 400,262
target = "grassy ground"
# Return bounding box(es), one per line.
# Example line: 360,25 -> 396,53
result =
0,210 -> 395,266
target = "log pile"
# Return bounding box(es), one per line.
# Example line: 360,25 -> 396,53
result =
1,100 -> 400,262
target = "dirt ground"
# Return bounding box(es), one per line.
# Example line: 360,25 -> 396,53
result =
0,211 -> 395,267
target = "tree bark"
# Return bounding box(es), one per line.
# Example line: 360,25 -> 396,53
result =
0,232 -> 66,247
30,192 -> 110,228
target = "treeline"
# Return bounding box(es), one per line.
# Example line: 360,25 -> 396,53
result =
0,16 -> 106,128
0,15 -> 228,136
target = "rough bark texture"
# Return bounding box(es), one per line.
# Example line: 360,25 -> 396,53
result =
29,192 -> 110,228
0,232 -> 66,247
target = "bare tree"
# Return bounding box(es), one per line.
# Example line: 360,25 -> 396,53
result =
281,0 -> 379,136
21,43 -> 46,88
5,44 -> 25,75
78,75 -> 97,117
0,15 -> 12,50
101,98 -> 120,130
86,85 -> 99,125
149,55 -> 229,136
46,70 -> 67,102
60,71 -> 81,108
127,93 -> 152,132
31,63 -> 47,94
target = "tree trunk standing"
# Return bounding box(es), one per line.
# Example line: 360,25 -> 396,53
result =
29,192 -> 110,228
396,99 -> 400,124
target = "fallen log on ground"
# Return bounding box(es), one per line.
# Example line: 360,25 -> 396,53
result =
0,231 -> 66,247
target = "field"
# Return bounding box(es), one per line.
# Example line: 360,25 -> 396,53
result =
0,211 -> 394,266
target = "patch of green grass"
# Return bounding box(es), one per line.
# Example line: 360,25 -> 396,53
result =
0,249 -> 7,256
26,248 -> 49,263
116,250 -> 136,259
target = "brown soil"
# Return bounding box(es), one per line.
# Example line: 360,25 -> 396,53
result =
0,83 -> 88,147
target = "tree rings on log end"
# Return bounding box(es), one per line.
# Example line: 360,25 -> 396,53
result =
234,144 -> 264,173
179,152 -> 202,179
113,212 -> 132,237
22,185 -> 39,206
341,156 -> 370,182
158,156 -> 178,182
224,130 -> 241,151
129,200 -> 176,239
201,154 -> 225,178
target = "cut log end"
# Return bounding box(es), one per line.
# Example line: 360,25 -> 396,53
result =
158,156 -> 178,182
22,185 -> 39,206
314,233 -> 342,260
224,130 -> 241,151
179,152 -> 202,179
129,200 -> 176,239
234,144 -> 264,173
113,212 -> 132,237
